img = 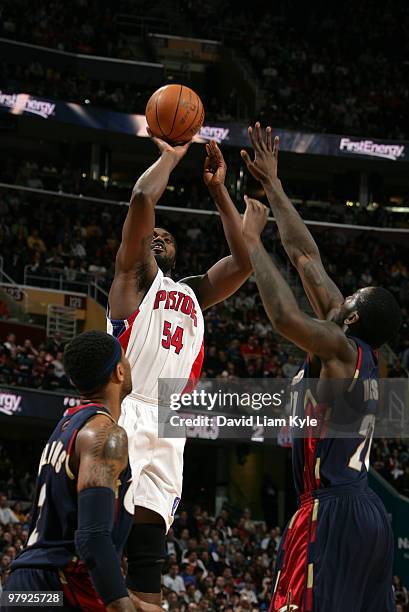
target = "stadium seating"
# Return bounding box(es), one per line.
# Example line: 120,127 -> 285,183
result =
0,487 -> 407,609
1,1 -> 409,137
1,1 -> 409,603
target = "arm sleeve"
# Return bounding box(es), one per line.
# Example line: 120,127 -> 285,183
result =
74,487 -> 128,606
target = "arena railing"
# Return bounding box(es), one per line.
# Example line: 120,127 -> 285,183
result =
2,182 -> 409,235
22,268 -> 109,306
0,37 -> 164,85
23,267 -> 100,292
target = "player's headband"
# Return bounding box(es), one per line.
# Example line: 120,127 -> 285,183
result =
76,337 -> 123,393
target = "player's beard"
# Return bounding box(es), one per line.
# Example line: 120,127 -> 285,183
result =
154,252 -> 175,275
330,302 -> 351,328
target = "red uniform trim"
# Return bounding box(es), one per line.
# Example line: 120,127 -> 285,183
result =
356,345 -> 363,372
181,340 -> 204,395
62,561 -> 105,611
117,308 -> 140,352
64,403 -> 103,417
270,496 -> 314,612
303,397 -> 320,493
305,586 -> 313,611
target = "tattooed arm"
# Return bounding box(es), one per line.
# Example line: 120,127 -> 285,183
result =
109,134 -> 191,320
241,122 -> 344,319
76,414 -> 128,491
75,415 -> 135,612
242,198 -> 354,364
264,177 -> 344,320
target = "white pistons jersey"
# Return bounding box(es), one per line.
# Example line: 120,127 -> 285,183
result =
107,268 -> 204,404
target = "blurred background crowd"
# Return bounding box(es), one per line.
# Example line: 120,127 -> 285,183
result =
1,0 -> 409,608
1,0 -> 409,137
0,186 -> 408,368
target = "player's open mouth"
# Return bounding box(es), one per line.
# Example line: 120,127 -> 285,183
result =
151,243 -> 165,253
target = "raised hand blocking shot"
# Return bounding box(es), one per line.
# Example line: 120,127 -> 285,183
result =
242,196 -> 269,243
240,122 -> 279,184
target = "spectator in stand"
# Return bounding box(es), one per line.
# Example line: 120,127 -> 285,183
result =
166,527 -> 183,561
177,528 -> 191,554
240,336 -> 262,362
11,503 -> 26,524
27,229 -> 46,253
281,355 -> 298,378
163,563 -> 186,595
0,335 -> 72,392
182,563 -> 197,588
3,334 -> 17,359
393,575 -> 409,608
0,495 -> 19,525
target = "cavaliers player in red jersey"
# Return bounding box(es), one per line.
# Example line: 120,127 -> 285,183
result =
241,124 -> 401,611
108,135 -> 251,610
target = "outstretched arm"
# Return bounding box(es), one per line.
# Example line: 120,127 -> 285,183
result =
242,197 -> 354,363
183,141 -> 252,310
241,123 -> 343,320
109,135 -> 191,319
75,415 -> 135,612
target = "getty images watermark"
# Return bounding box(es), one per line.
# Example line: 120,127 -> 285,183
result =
167,387 -> 317,431
157,378 -> 409,441
169,388 -> 284,411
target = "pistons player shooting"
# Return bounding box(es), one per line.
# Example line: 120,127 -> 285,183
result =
241,124 -> 401,612
3,331 -> 135,611
107,135 -> 251,608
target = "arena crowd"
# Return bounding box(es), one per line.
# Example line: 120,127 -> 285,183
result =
0,491 -> 408,609
1,0 -> 409,607
182,0 -> 409,138
2,155 -> 409,226
0,182 -> 408,357
0,193 -> 408,605
1,0 -> 409,138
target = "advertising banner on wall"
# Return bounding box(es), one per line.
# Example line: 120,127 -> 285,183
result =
0,89 -> 408,161
0,385 -> 80,420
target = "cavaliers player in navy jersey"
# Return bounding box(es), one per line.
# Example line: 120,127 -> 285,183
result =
3,331 -> 136,612
241,124 -> 402,612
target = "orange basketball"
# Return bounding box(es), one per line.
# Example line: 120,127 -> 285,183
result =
145,84 -> 205,144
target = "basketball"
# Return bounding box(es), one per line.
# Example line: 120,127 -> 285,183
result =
145,84 -> 205,144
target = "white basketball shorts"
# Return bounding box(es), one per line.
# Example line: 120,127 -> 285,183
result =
119,395 -> 185,532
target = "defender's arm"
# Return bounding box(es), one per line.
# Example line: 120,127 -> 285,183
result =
241,123 -> 344,319
75,415 -> 135,612
243,198 -> 354,362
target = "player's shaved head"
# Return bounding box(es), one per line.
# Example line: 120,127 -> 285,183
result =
332,286 -> 402,348
154,227 -> 176,242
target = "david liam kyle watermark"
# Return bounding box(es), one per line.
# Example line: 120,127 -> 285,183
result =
168,413 -> 318,430
158,378 -> 409,440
